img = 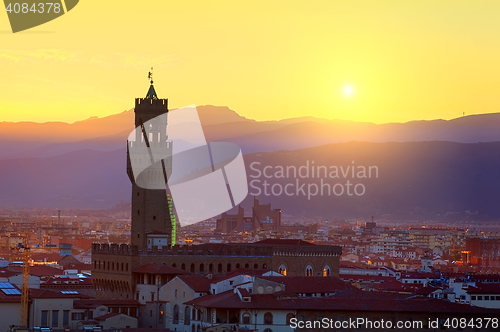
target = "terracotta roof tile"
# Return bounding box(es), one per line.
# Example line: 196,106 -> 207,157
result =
187,288 -> 500,314
178,275 -> 211,293
259,276 -> 349,294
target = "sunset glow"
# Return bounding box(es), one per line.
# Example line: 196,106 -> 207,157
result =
1,1 -> 500,124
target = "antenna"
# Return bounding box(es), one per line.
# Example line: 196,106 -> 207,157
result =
148,67 -> 154,85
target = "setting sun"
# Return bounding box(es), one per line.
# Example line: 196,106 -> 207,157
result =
343,85 -> 354,97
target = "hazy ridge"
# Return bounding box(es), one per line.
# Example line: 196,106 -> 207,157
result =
1,107 -> 500,219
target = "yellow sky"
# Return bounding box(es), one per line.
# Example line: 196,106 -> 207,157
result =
1,1 -> 500,124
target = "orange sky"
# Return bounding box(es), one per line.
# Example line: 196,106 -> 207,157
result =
1,1 -> 500,124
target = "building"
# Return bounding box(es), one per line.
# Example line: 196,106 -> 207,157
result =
187,285 -> 500,332
215,206 -> 249,234
216,197 -> 282,233
92,239 -> 342,300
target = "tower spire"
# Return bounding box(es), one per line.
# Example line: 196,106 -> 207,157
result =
148,67 -> 154,85
145,67 -> 158,100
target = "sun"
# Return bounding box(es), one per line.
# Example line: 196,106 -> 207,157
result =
342,85 -> 354,97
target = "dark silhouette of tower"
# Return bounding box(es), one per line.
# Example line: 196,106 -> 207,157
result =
126,79 -> 175,247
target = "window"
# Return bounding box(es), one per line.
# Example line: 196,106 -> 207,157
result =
151,292 -> 155,301
173,305 -> 179,324
41,310 -> 48,327
264,312 -> 273,325
63,311 -> 69,326
306,265 -> 313,277
323,265 -> 331,276
72,312 -> 84,320
278,264 -> 287,276
243,313 -> 250,324
478,296 -> 483,300
227,263 -> 232,272
52,310 -> 59,327
185,306 -> 191,325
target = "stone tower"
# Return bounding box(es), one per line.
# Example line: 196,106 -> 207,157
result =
126,80 -> 176,247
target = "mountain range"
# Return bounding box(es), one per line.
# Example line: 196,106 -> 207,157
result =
1,106 -> 500,220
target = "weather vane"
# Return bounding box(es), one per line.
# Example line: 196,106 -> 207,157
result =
148,67 -> 154,85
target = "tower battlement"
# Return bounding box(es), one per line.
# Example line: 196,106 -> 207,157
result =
92,242 -> 342,257
135,97 -> 168,109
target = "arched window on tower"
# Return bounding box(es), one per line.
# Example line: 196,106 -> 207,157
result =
323,265 -> 331,276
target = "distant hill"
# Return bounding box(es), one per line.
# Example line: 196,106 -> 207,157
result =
1,141 -> 500,221
2,107 -> 500,159
239,141 -> 500,220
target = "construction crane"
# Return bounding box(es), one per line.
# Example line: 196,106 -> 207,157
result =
14,234 -> 77,327
16,234 -> 30,327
